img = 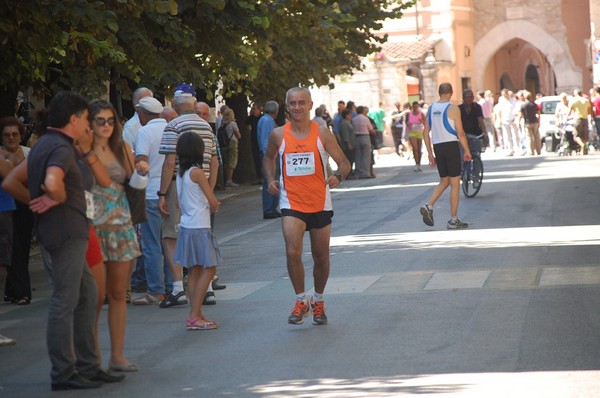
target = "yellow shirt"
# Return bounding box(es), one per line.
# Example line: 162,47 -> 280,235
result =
570,97 -> 591,119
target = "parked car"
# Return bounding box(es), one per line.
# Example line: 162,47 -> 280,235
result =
536,95 -> 568,152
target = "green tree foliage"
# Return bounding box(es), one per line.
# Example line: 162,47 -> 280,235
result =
0,0 -> 194,114
247,0 -> 413,105
0,0 -> 414,182
0,0 -> 414,113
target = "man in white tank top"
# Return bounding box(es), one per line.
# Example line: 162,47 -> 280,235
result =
420,83 -> 472,229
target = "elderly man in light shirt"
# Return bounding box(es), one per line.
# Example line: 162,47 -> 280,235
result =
351,105 -> 374,179
131,97 -> 174,305
122,87 -> 153,148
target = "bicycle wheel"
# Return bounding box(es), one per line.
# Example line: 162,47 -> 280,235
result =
462,156 -> 483,198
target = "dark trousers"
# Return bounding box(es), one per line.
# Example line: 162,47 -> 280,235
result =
40,238 -> 99,383
251,133 -> 262,180
260,153 -> 279,215
4,201 -> 34,300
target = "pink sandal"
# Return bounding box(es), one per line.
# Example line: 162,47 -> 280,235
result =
186,317 -> 219,330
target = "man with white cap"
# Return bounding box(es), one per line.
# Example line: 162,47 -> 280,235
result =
131,97 -> 176,305
158,84 -> 218,308
122,87 -> 153,147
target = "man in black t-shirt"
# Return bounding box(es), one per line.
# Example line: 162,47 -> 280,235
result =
459,89 -> 486,154
244,103 -> 263,182
519,91 -> 542,155
3,91 -> 123,390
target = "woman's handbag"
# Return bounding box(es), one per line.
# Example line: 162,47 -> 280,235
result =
121,143 -> 147,224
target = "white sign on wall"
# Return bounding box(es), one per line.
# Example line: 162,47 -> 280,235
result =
594,63 -> 600,84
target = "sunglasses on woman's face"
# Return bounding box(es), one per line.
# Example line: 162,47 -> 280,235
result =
92,117 -> 116,127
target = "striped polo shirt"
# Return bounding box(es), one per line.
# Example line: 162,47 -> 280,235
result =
158,111 -> 216,179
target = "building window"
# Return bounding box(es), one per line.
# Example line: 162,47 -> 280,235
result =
461,77 -> 471,93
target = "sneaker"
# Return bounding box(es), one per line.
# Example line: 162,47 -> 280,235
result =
447,218 -> 469,229
226,181 -> 239,188
203,291 -> 216,305
288,299 -> 310,325
0,334 -> 16,346
420,205 -> 434,226
159,291 -> 188,308
310,298 -> 328,325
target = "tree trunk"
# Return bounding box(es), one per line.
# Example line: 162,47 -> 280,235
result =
226,93 -> 259,184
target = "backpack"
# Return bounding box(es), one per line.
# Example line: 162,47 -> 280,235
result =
391,111 -> 406,131
217,123 -> 231,148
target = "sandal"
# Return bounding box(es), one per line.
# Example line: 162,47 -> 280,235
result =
108,360 -> 139,372
159,291 -> 188,308
203,291 -> 216,305
186,317 -> 219,331
131,294 -> 163,305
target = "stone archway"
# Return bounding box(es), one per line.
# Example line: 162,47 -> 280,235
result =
474,20 -> 581,92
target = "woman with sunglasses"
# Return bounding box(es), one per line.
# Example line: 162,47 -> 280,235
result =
0,117 -> 34,306
88,100 -> 148,372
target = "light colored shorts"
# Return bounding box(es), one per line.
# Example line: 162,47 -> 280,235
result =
224,140 -> 239,170
408,130 -> 424,140
161,180 -> 180,239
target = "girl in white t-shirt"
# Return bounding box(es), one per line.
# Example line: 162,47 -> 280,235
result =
173,132 -> 222,330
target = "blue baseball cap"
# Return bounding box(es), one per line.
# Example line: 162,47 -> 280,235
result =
174,83 -> 196,97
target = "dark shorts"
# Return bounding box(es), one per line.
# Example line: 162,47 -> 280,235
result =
281,209 -> 334,231
574,118 -> 589,141
433,141 -> 461,178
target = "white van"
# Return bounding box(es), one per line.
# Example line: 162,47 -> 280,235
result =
537,95 -> 563,152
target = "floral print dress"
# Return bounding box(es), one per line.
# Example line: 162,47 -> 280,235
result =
91,161 -> 141,262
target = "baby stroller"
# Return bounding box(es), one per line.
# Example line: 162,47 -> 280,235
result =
557,121 -> 580,156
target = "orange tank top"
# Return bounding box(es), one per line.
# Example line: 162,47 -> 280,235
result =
278,122 -> 332,212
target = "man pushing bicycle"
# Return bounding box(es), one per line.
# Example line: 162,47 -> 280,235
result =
420,82 -> 472,230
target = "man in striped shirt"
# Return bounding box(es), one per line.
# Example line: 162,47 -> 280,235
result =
157,84 -> 218,308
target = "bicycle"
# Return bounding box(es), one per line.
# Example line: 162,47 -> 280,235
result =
461,134 -> 484,198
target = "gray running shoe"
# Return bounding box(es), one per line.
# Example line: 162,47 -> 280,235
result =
447,218 -> 469,229
420,205 -> 434,226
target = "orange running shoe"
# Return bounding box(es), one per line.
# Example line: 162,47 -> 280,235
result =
288,299 -> 310,324
310,298 -> 328,325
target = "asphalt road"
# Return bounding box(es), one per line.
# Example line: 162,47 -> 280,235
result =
1,149 -> 600,397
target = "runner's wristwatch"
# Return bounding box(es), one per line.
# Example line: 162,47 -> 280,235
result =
157,191 -> 167,197
334,173 -> 343,182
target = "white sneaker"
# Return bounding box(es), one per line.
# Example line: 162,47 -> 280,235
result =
447,218 -> 469,229
0,334 -> 16,346
420,205 -> 434,226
